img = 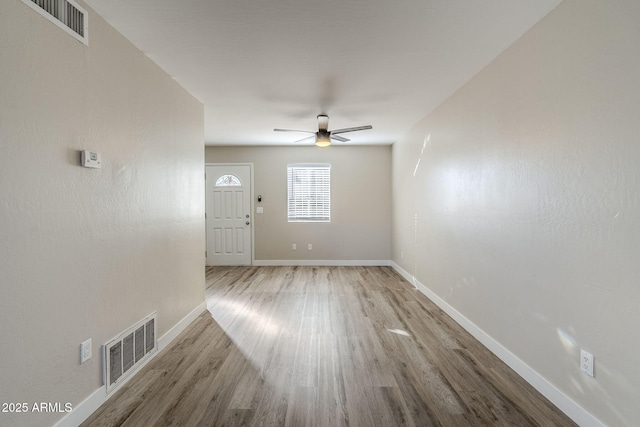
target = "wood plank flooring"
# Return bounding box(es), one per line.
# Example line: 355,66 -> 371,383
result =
82,266 -> 575,426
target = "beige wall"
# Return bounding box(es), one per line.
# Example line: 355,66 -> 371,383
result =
392,0 -> 640,424
0,1 -> 205,426
206,146 -> 391,262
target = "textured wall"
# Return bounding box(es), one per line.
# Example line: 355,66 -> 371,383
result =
0,1 -> 205,426
205,145 -> 391,262
392,0 -> 640,424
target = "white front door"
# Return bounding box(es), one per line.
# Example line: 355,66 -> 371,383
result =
205,164 -> 252,266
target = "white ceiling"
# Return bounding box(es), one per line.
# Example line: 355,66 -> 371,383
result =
83,0 -> 561,146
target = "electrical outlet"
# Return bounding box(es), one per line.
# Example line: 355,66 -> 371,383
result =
580,349 -> 594,377
308,244 -> 312,250
80,339 -> 92,364
292,243 -> 296,251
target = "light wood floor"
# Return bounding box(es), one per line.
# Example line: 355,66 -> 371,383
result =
83,266 -> 575,426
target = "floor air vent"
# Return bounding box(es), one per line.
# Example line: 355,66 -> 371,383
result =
103,313 -> 157,394
21,0 -> 88,45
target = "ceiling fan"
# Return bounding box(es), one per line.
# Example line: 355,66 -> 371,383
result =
274,114 -> 372,147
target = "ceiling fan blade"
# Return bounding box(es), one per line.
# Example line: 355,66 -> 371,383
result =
330,125 -> 372,135
317,114 -> 329,132
274,128 -> 316,134
330,134 -> 349,142
295,135 -> 316,143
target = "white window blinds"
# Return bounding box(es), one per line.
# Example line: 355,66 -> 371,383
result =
287,164 -> 331,222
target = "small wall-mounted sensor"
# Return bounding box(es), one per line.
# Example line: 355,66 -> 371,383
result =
81,150 -> 101,169
258,195 -> 262,202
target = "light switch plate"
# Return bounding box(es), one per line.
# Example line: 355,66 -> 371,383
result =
256,207 -> 264,214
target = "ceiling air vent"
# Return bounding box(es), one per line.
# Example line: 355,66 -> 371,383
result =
21,0 -> 88,45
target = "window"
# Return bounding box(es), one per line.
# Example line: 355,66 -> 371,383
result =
215,174 -> 241,186
287,164 -> 330,222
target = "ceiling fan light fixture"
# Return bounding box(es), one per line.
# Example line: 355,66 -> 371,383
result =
316,132 -> 331,147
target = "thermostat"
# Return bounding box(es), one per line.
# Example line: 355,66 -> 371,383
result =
81,150 -> 101,169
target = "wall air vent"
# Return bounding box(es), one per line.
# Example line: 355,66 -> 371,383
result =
103,313 -> 157,394
21,0 -> 89,45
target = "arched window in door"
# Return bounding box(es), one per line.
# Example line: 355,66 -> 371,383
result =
215,174 -> 241,186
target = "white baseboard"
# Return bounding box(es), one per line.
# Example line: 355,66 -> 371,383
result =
157,301 -> 208,352
54,301 -> 208,427
390,262 -> 604,427
52,386 -> 105,427
253,259 -> 392,266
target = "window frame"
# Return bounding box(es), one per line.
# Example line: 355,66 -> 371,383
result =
287,163 -> 331,223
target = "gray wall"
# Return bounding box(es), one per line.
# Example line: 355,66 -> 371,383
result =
392,0 -> 640,424
205,145 -> 391,262
0,1 -> 205,426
